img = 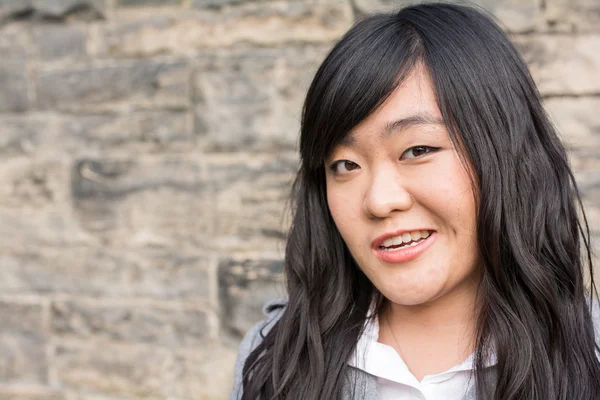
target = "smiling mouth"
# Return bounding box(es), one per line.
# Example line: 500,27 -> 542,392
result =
378,230 -> 433,251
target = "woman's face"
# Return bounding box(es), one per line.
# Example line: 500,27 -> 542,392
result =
325,65 -> 482,307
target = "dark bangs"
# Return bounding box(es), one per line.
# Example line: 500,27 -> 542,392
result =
299,14 -> 424,173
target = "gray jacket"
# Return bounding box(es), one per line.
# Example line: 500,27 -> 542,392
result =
230,297 -> 600,400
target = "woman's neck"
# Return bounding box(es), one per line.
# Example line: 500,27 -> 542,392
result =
377,284 -> 480,381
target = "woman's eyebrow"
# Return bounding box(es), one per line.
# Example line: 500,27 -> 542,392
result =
340,113 -> 445,146
382,113 -> 445,138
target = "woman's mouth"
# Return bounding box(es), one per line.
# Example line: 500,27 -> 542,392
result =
373,230 -> 437,263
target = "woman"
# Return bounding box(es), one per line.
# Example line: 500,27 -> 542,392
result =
230,3 -> 600,399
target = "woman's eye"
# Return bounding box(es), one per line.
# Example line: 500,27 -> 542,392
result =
402,146 -> 438,160
329,160 -> 360,175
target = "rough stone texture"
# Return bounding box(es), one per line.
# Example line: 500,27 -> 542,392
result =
0,0 -> 598,398
545,0 -> 600,32
0,301 -> 45,335
34,25 -> 87,61
219,258 -> 285,336
118,0 -> 182,6
0,390 -> 65,400
37,60 -> 190,111
206,154 -> 297,251
71,157 -> 211,248
353,0 -> 542,32
167,348 -> 237,400
53,343 -> 235,399
92,1 -> 353,57
515,34 -> 600,96
0,0 -> 106,20
194,46 -> 326,151
53,342 -> 170,397
0,335 -> 47,385
0,249 -> 211,300
51,299 -> 210,346
0,112 -> 192,158
545,98 -> 600,149
0,58 -> 29,112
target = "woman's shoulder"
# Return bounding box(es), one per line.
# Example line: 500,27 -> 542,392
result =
229,297 -> 288,400
591,296 -> 600,345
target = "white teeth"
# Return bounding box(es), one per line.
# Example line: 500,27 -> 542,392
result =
380,230 -> 432,248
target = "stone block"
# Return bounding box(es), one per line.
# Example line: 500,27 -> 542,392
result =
54,342 -> 169,397
0,334 -> 47,385
166,348 -> 237,400
219,258 -> 285,336
0,206 -> 87,248
34,24 -> 87,61
0,0 -> 106,20
0,58 -> 29,112
0,157 -> 67,208
62,111 -> 193,153
0,300 -> 45,335
544,97 -> 600,149
353,0 -> 541,33
0,25 -> 31,59
207,154 -> 297,250
545,0 -> 600,32
117,0 -> 182,6
94,1 -> 352,57
515,34 -> 600,96
0,111 -> 192,158
0,390 -> 65,400
194,46 -> 326,151
37,60 -> 189,111
569,148 -> 600,194
70,157 -> 210,247
0,248 -> 211,300
51,300 -> 209,346
0,115 -> 50,157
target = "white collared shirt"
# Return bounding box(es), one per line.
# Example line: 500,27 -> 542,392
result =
348,313 -> 485,400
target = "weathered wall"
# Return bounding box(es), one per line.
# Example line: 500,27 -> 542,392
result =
0,0 -> 597,399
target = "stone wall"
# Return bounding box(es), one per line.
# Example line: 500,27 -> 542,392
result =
0,0 -> 598,399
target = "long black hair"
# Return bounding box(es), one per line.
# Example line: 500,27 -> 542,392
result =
241,3 -> 600,399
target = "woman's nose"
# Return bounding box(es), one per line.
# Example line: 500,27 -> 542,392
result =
363,168 -> 413,218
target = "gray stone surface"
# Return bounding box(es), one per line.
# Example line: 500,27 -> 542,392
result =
0,249 -> 211,299
219,258 -> 284,336
516,34 -> 600,95
545,0 -> 600,32
0,0 -> 106,20
167,348 -> 237,400
0,111 -> 192,157
0,390 -> 65,400
37,60 -> 189,110
545,97 -> 600,149
51,300 -> 209,346
118,0 -> 182,6
0,158 -> 64,208
353,0 -> 541,32
93,1 -> 352,57
35,25 -> 87,61
63,111 -> 192,153
54,342 -> 169,397
194,46 -> 326,151
0,301 -> 45,335
0,334 -> 47,385
0,58 -> 29,112
71,157 -> 210,247
0,115 -> 47,157
206,154 -> 297,250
